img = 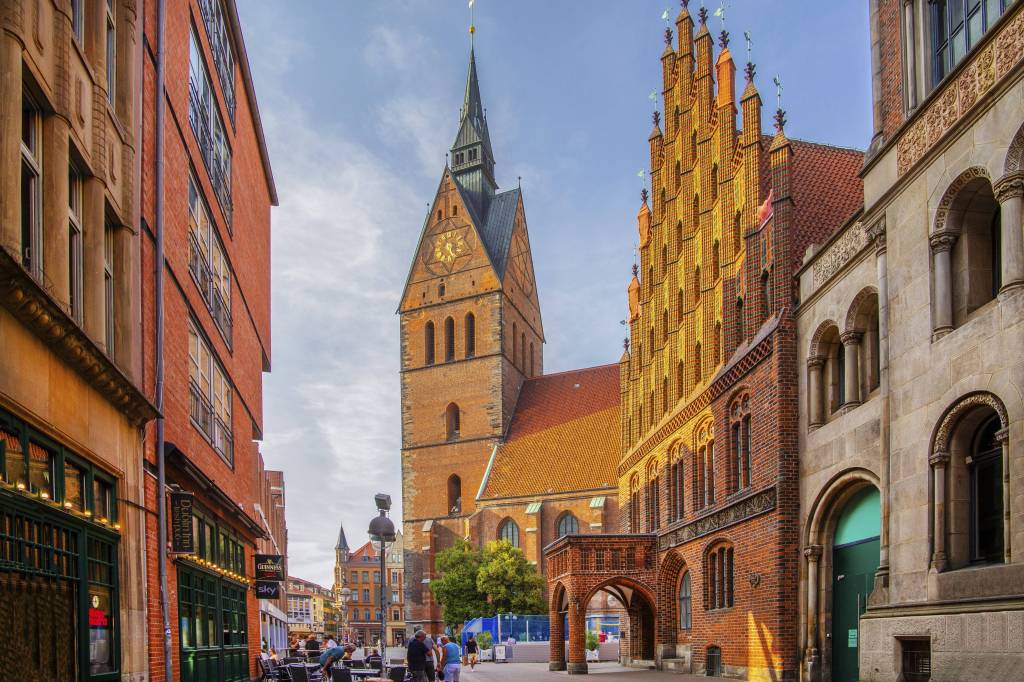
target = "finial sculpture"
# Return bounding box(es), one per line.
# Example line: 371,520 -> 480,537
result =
665,27 -> 673,45
641,188 -> 649,204
623,337 -> 630,352
774,108 -> 787,132
632,262 -> 640,277
698,6 -> 708,24
744,61 -> 756,83
652,110 -> 661,127
719,30 -> 730,49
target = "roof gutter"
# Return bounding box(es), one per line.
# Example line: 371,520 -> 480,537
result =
475,443 -> 499,501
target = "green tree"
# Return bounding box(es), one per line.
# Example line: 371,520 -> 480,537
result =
429,540 -> 488,628
586,630 -> 600,652
476,540 -> 546,614
475,630 -> 492,650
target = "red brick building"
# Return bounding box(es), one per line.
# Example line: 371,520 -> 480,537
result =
139,1 -> 276,681
545,5 -> 862,677
399,47 -> 622,636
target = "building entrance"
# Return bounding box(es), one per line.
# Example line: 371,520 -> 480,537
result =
830,487 -> 880,682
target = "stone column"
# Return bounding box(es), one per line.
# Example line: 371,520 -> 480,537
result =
82,177 -> 107,348
994,173 -> 1024,294
804,545 -> 823,682
0,33 -> 22,252
840,331 -> 862,408
567,596 -> 588,674
549,608 -> 566,671
903,0 -> 917,112
996,428 -> 1011,563
807,357 -> 825,428
930,451 -> 951,572
42,115 -> 71,307
930,232 -> 957,338
868,221 -> 891,590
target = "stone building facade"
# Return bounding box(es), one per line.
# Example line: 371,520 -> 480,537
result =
796,2 -> 1024,681
338,531 -> 406,646
0,2 -> 155,681
545,5 -> 863,677
138,1 -> 277,681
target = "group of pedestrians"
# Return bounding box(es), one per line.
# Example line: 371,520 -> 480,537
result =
406,630 -> 478,681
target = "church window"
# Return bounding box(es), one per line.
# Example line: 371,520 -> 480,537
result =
629,476 -> 641,533
733,212 -> 742,254
445,403 -> 460,441
706,544 -> 733,609
662,245 -> 668,275
512,323 -> 518,367
646,462 -> 660,532
556,512 -> 579,537
931,0 -> 1012,86
520,332 -> 526,370
464,313 -> 476,358
714,321 -> 722,365
669,450 -> 685,521
711,164 -> 719,203
694,342 -> 702,384
453,205 -> 458,216
712,240 -> 720,281
424,321 -> 435,366
444,316 -> 455,362
695,428 -> 715,509
498,519 -> 520,548
662,309 -> 668,343
693,266 -> 701,303
447,475 -> 462,516
677,360 -> 685,400
530,342 -> 535,377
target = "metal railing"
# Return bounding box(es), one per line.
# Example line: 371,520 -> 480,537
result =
189,380 -> 233,465
187,230 -> 232,345
188,82 -> 232,226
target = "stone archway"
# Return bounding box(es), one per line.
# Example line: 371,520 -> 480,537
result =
581,577 -> 658,668
802,468 -> 881,682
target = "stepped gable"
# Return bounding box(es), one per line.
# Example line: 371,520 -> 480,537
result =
480,364 -> 620,499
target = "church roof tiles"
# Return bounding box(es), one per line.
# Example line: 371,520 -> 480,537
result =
479,364 -> 620,500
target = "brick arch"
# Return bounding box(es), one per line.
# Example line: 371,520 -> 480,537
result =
805,467 -> 880,546
929,390 -> 1008,456
580,575 -> 658,613
808,318 -> 840,359
1005,121 -> 1024,174
656,549 -> 689,637
933,166 -> 991,234
843,286 -> 879,333
550,580 -> 569,612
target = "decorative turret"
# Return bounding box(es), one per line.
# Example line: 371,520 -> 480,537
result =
637,188 -> 652,248
649,110 -> 664,176
450,47 -> 497,218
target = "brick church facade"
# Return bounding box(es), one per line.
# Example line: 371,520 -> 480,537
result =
398,48 -> 622,635
545,5 -> 862,677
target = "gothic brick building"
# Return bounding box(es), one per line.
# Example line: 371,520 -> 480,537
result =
544,5 -> 862,677
399,47 -> 621,636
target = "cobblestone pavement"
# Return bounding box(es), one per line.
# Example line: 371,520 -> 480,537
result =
454,661 -> 707,680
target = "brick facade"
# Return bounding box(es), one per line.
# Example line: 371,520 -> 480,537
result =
140,1 -> 276,681
545,6 -> 863,677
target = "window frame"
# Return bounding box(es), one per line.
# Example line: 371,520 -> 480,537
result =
103,220 -> 115,353
105,0 -> 116,105
188,321 -> 234,465
188,27 -> 233,225
498,518 -> 520,548
556,512 -> 579,538
678,571 -> 692,630
188,173 -> 233,345
21,88 -> 43,279
931,0 -> 1013,87
68,162 -> 84,323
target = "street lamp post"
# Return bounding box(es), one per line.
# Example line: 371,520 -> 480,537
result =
338,586 -> 352,643
368,493 -> 397,663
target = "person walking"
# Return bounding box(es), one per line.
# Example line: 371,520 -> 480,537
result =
440,635 -> 462,682
407,630 -> 430,682
319,645 -> 346,677
423,632 -> 438,681
465,635 -> 478,671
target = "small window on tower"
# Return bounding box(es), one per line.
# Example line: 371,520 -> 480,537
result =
438,283 -> 446,297
453,205 -> 458,216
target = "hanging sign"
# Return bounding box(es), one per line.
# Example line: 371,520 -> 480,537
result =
255,581 -> 281,599
254,554 -> 285,581
169,490 -> 195,554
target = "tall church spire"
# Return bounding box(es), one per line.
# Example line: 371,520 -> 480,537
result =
451,47 -> 497,219
335,523 -> 349,551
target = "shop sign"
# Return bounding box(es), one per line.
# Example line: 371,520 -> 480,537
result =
255,581 -> 281,599
254,554 -> 285,581
169,490 -> 195,554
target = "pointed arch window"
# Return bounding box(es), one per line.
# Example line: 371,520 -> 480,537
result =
662,309 -> 668,343
669,450 -> 685,521
444,316 -> 456,362
761,269 -> 772,320
498,519 -> 520,548
512,322 -> 518,368
677,288 -> 685,323
424,321 -> 435,366
676,221 -> 683,252
629,476 -> 641,532
529,342 -> 535,377
678,572 -> 692,629
445,403 -> 461,441
695,423 -> 714,509
706,544 -> 734,609
676,360 -> 685,400
693,266 -> 701,303
694,342 -> 702,384
710,164 -> 719,203
712,240 -> 721,281
736,298 -> 745,346
646,461 -> 660,532
556,512 -> 579,538
730,394 -> 752,492
733,212 -> 742,255
447,475 -> 462,515
714,321 -> 722,365
662,245 -> 668,275
464,313 -> 476,358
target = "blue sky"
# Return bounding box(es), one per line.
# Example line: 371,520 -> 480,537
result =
236,0 -> 872,588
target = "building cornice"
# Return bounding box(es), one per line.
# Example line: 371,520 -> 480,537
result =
0,246 -> 158,426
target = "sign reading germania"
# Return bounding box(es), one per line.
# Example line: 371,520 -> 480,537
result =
254,554 -> 285,581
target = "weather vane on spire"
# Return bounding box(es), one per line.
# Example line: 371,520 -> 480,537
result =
468,0 -> 476,44
744,31 -> 755,82
772,75 -> 786,131
773,75 -> 783,111
744,31 -> 752,62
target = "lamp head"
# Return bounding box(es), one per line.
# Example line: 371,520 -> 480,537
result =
374,494 -> 392,511
368,512 -> 396,543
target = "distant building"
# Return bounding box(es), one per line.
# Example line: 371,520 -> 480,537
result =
287,576 -> 334,638
257,470 -> 289,651
335,528 -> 406,645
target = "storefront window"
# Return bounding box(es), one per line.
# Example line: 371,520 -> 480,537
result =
88,538 -> 118,674
64,460 -> 86,511
28,442 -> 54,497
1,428 -> 27,486
93,478 -> 113,521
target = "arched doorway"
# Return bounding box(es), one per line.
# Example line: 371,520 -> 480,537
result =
831,486 -> 881,682
583,579 -> 656,666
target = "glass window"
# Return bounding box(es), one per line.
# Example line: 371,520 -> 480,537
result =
27,442 -> 53,498
69,163 -> 84,323
88,537 -> 117,673
2,429 -> 26,488
64,459 -> 86,511
93,478 -> 113,521
71,0 -> 84,43
105,0 -> 116,104
932,0 -> 1012,84
679,572 -> 692,630
21,90 -> 42,278
104,222 -> 115,353
499,519 -> 520,548
188,322 -> 233,464
557,513 -> 579,537
197,0 -> 237,122
188,31 -> 232,221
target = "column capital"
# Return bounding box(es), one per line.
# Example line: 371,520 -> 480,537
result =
929,231 -> 957,253
807,356 -> 826,370
993,172 -> 1024,202
929,450 -> 951,468
803,544 -> 823,561
840,330 -> 863,346
866,217 -> 887,253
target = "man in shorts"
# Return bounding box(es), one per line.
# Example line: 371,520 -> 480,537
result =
439,635 -> 462,682
465,635 -> 478,670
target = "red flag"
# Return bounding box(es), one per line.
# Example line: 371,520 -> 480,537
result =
757,189 -> 774,226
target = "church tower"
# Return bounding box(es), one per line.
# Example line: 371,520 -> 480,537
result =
398,45 -> 544,634
332,523 -> 349,597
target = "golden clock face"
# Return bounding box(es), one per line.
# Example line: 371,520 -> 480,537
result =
422,219 -> 474,275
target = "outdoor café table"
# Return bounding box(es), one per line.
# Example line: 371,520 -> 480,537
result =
347,669 -> 381,678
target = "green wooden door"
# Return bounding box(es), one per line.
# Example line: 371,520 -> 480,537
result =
831,488 -> 881,682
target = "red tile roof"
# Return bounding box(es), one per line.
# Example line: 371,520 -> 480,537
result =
479,364 -> 620,500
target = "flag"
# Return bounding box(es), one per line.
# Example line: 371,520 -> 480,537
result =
757,189 -> 774,226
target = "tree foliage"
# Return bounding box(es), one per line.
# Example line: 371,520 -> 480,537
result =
475,630 -> 492,650
429,540 -> 488,628
476,540 -> 546,615
429,539 -> 547,628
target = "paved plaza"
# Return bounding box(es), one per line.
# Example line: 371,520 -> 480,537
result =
457,662 -> 706,680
